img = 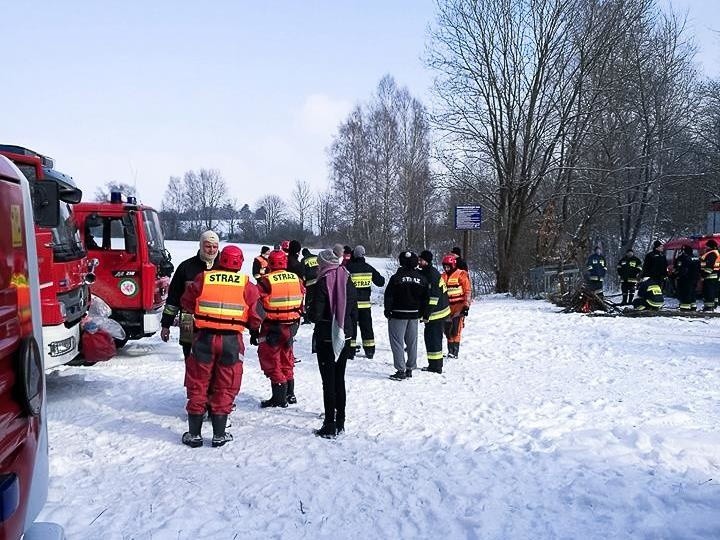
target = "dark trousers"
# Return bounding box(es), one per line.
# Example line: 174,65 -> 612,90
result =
424,320 -> 444,372
677,279 -> 697,310
703,278 -> 718,310
620,281 -> 636,304
352,307 -> 375,356
316,341 -> 349,425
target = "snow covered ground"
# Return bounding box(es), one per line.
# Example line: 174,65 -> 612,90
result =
38,241 -> 720,539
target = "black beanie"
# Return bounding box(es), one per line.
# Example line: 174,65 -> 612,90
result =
301,248 -> 311,257
419,250 -> 433,263
451,246 -> 462,257
399,251 -> 418,268
261,245 -> 270,255
653,240 -> 662,249
289,240 -> 301,255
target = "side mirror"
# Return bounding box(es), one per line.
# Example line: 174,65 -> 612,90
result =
33,180 -> 60,228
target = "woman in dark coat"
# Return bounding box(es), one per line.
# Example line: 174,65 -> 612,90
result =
306,249 -> 358,438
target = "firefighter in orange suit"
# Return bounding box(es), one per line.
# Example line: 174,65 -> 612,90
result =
441,254 -> 472,358
252,245 -> 270,281
180,245 -> 261,448
255,249 -> 305,408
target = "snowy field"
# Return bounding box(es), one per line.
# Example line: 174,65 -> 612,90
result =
38,241 -> 720,539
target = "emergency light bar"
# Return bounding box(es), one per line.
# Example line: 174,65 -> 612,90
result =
0,144 -> 55,168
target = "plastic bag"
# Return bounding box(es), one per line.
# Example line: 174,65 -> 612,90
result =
81,328 -> 116,362
88,295 -> 113,318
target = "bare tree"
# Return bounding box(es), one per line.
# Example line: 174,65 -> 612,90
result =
159,176 -> 184,239
291,179 -> 313,233
94,181 -> 138,202
257,194 -> 286,238
182,169 -> 228,231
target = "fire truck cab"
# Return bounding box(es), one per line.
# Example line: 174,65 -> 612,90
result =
0,155 -> 64,539
74,194 -> 173,345
0,145 -> 92,370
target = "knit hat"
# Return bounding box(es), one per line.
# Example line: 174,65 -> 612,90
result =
332,243 -> 344,257
653,240 -> 663,249
199,230 -> 219,247
353,245 -> 366,258
419,250 -> 433,264
451,246 -> 462,257
301,248 -> 311,257
289,240 -> 301,255
261,245 -> 270,255
399,251 -> 418,268
707,239 -> 718,249
318,249 -> 340,269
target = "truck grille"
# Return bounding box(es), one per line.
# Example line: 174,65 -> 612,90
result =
59,283 -> 90,324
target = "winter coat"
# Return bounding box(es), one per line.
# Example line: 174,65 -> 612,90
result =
674,252 -> 700,284
252,255 -> 268,281
634,279 -> 664,310
384,267 -> 431,320
643,250 -> 668,281
307,270 -> 358,344
700,249 -> 720,279
585,254 -> 607,282
346,257 -> 385,309
287,254 -> 305,280
419,264 -> 450,322
302,253 -> 319,287
161,253 -> 217,329
616,255 -> 642,283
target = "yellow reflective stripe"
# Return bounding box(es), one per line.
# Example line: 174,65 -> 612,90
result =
362,339 -> 375,347
647,300 -> 663,308
429,297 -> 439,306
267,296 -> 304,308
305,278 -> 318,286
448,286 -> 463,296
351,273 -> 372,288
357,301 -> 371,309
198,301 -> 246,317
427,351 -> 444,360
429,306 -> 451,321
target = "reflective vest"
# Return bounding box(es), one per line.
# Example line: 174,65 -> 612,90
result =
700,249 -> 720,279
428,276 -> 451,322
254,255 -> 268,279
262,270 -> 304,322
194,271 -> 250,332
443,270 -> 468,306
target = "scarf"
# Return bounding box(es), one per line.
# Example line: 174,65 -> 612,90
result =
317,249 -> 348,358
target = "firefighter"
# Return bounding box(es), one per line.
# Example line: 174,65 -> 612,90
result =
255,249 -> 305,407
179,245 -> 261,448
384,251 -> 431,380
252,245 -> 271,281
616,248 -> 643,305
673,244 -> 700,311
160,230 -> 219,360
301,248 -> 318,324
584,246 -> 606,296
632,278 -> 664,311
441,254 -> 472,359
418,250 -> 451,374
700,239 -> 720,311
346,245 -> 385,359
342,245 -> 353,266
643,240 -> 668,284
286,240 -> 305,278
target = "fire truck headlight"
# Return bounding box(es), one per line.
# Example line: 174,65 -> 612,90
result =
58,303 -> 67,319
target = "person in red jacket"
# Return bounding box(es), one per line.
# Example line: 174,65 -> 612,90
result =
255,249 -> 305,408
180,245 -> 261,448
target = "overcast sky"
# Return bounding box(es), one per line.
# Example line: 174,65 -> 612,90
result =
1,0 -> 717,211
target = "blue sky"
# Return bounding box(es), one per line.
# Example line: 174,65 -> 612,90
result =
1,1 -> 717,211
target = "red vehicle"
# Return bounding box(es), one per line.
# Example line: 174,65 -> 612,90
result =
74,193 -> 174,345
0,145 -> 93,370
0,155 -> 64,539
663,234 -> 720,296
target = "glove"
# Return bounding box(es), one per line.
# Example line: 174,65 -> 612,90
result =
160,327 -> 170,342
384,310 -> 391,319
249,329 -> 259,346
461,306 -> 470,317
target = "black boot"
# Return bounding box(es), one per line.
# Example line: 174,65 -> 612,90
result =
261,382 -> 288,408
335,412 -> 345,434
182,413 -> 204,448
286,379 -> 297,405
314,421 -> 337,438
621,293 -> 628,306
628,293 -> 634,304
210,414 -> 233,447
454,343 -> 460,358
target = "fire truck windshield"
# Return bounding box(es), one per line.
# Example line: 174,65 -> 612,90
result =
52,202 -> 86,261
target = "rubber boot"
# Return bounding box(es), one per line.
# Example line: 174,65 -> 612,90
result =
454,343 -> 461,358
182,413 -> 204,448
261,383 -> 288,408
211,414 -> 233,447
314,421 -> 336,438
336,412 -> 345,434
286,379 -> 297,404
621,293 -> 628,306
628,293 -> 634,304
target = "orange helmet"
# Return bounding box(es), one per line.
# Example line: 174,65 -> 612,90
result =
280,240 -> 290,253
441,254 -> 457,269
268,249 -> 288,270
219,245 -> 244,270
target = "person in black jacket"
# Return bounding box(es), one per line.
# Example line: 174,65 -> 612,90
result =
301,248 -> 318,324
418,250 -> 451,374
585,246 -> 607,296
346,245 -> 385,358
673,245 -> 700,311
384,251 -> 431,380
306,249 -> 358,438
252,245 -> 271,281
643,240 -> 668,284
616,248 -> 643,305
160,230 -> 219,359
451,246 -> 469,271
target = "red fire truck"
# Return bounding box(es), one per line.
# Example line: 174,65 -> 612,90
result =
0,155 -> 64,539
0,145 -> 93,370
74,194 -> 173,346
